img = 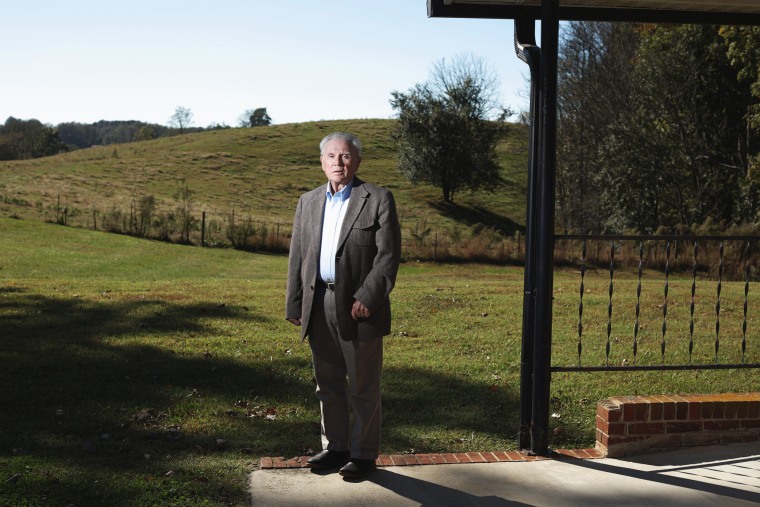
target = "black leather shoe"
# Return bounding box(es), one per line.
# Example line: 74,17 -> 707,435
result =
339,458 -> 376,479
306,450 -> 350,470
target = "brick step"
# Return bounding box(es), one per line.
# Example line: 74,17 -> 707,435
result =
259,448 -> 602,469
596,392 -> 760,458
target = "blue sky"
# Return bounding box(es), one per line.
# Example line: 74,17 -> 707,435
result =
1,1 -> 533,127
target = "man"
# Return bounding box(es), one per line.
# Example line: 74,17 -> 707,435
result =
285,131 -> 401,479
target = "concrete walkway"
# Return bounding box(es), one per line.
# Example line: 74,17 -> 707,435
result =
250,442 -> 760,506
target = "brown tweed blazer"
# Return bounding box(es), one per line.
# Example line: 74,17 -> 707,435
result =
285,177 -> 402,341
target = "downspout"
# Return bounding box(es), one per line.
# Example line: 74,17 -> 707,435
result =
514,15 -> 541,452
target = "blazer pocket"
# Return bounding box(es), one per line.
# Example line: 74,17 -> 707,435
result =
351,220 -> 377,246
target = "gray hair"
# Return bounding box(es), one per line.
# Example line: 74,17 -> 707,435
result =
319,132 -> 362,158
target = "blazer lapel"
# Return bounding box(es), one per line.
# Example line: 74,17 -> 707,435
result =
337,178 -> 368,250
307,185 -> 327,248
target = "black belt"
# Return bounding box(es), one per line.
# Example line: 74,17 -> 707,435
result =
317,280 -> 335,291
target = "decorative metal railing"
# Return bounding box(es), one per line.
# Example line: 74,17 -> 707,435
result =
552,235 -> 760,372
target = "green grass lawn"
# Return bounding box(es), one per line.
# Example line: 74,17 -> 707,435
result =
2,218 -> 758,506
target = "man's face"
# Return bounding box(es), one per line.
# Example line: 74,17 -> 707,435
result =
321,138 -> 360,192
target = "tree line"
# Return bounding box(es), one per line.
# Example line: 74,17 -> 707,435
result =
556,23 -> 760,234
0,117 -> 69,160
0,106 -> 272,161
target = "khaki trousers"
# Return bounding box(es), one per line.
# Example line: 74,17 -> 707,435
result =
309,285 -> 383,460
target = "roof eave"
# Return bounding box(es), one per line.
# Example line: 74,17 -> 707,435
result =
427,0 -> 760,25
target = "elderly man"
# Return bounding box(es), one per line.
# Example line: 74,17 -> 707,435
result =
285,131 -> 402,478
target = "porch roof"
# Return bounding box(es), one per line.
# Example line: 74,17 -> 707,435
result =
427,0 -> 760,24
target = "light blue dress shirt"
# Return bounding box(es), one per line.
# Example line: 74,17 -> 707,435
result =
319,180 -> 353,282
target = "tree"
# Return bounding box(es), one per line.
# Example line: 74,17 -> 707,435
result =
168,106 -> 194,134
133,125 -> 156,142
556,22 -> 641,233
720,26 -> 760,221
238,107 -> 272,127
390,55 -> 512,203
58,120 -> 170,147
0,117 -> 68,160
613,24 -> 752,229
556,22 -> 759,232
207,122 -> 230,130
137,195 -> 156,236
57,122 -> 101,148
721,26 -> 760,134
173,178 -> 196,244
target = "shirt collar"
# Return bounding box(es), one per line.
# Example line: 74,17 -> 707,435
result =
325,178 -> 354,202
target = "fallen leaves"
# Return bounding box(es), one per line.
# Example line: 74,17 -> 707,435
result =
258,407 -> 278,421
230,400 -> 278,420
131,408 -> 166,426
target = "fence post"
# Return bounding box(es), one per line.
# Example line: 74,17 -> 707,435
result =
517,231 -> 522,260
201,211 -> 206,246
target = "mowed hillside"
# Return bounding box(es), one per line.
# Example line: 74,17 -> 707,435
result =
0,119 -> 529,240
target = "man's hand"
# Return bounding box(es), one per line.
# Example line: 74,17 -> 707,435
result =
287,318 -> 302,326
351,300 -> 370,320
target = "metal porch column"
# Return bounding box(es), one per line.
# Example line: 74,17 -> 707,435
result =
515,0 -> 559,456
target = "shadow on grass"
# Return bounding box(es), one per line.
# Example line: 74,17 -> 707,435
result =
0,287 -> 318,504
0,287 -> 522,503
382,365 -> 520,452
429,201 -> 524,238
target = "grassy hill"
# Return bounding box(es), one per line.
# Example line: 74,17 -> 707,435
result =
0,119 -> 529,258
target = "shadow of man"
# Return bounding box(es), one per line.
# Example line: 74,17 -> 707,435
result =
366,468 -> 530,506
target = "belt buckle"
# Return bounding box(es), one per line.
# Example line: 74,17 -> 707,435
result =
326,281 -> 335,291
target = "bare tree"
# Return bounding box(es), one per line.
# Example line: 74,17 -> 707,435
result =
168,106 -> 194,134
429,54 -> 503,119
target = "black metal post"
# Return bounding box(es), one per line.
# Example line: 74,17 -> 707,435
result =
530,0 -> 559,456
514,15 -> 541,452
201,211 -> 206,247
